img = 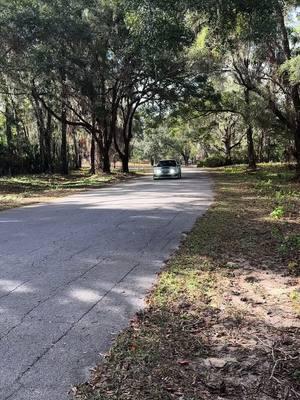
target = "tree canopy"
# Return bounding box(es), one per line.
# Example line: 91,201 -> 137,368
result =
1,0 -> 300,176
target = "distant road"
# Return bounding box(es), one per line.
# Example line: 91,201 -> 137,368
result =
0,169 -> 214,400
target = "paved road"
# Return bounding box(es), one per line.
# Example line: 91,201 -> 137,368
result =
0,169 -> 214,400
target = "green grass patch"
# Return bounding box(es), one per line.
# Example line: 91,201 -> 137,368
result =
0,169 -> 137,211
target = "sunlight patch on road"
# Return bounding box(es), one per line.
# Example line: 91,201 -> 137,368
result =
0,279 -> 33,294
69,288 -> 102,303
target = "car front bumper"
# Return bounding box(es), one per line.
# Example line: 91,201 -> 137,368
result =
153,169 -> 181,178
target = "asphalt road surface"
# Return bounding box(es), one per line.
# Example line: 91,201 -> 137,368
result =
0,169 -> 214,400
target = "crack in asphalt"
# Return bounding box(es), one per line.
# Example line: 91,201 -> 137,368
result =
3,385 -> 23,400
139,210 -> 181,255
0,234 -> 109,303
0,278 -> 33,302
0,256 -> 109,341
5,261 -> 141,394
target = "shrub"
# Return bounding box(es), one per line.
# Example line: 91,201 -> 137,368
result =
197,156 -> 226,168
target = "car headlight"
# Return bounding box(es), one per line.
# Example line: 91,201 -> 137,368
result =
170,168 -> 176,175
156,170 -> 162,175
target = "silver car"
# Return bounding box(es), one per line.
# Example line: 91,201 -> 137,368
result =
153,160 -> 182,180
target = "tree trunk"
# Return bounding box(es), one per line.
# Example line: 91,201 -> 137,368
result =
224,148 -> 233,165
277,6 -> 300,176
245,89 -> 257,170
246,126 -> 256,170
90,138 -> 96,174
102,123 -> 112,174
257,131 -> 264,163
102,148 -> 111,173
121,151 -> 130,173
114,100 -> 138,175
5,110 -> 13,152
294,123 -> 300,177
98,77 -> 112,174
97,135 -> 111,174
32,90 -> 51,173
5,102 -> 14,175
44,111 -> 53,173
114,123 -> 131,173
61,106 -> 68,175
183,154 -> 189,166
225,153 -> 232,166
60,72 -> 68,175
224,137 -> 232,165
72,130 -> 80,170
120,109 -> 135,173
266,136 -> 272,163
290,86 -> 300,176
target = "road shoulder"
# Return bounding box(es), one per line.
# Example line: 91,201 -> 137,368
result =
0,171 -> 140,212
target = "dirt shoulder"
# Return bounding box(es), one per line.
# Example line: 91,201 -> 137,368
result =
0,170 -> 138,212
74,164 -> 300,400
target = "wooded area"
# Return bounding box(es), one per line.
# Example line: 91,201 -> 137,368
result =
1,0 -> 300,177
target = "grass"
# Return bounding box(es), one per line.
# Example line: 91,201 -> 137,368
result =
0,169 -> 137,211
74,163 -> 300,400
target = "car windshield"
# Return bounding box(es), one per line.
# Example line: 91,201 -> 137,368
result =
157,160 -> 177,167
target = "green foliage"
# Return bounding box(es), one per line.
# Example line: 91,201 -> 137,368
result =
0,0 -> 299,175
270,206 -> 285,220
134,112 -> 201,163
197,155 -> 227,168
280,55 -> 300,84
188,26 -> 210,58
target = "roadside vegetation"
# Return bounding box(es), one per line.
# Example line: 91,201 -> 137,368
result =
0,170 -> 134,211
1,1 -> 300,178
75,163 -> 300,400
